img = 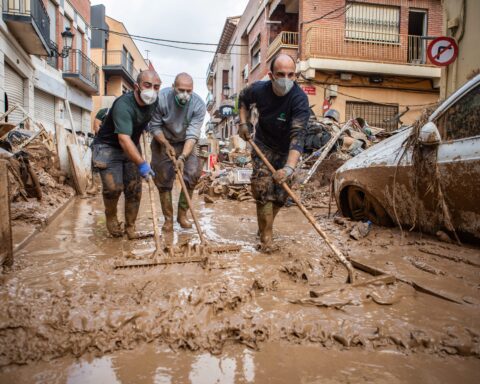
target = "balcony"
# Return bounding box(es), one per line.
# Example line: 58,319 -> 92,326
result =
103,50 -> 139,86
2,0 -> 50,55
304,27 -> 440,77
62,49 -> 99,95
267,31 -> 299,61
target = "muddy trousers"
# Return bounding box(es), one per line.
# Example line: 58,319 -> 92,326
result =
250,141 -> 289,248
92,143 -> 142,236
150,140 -> 201,230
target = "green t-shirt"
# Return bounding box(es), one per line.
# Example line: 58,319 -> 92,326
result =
95,108 -> 108,122
96,92 -> 155,148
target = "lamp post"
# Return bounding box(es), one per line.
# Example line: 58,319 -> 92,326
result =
50,27 -> 75,58
222,84 -> 231,100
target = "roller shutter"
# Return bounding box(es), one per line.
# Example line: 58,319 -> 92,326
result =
70,104 -> 82,132
34,88 -> 56,133
5,64 -> 25,125
82,111 -> 91,134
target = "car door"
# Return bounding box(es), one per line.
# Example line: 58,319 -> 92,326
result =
434,82 -> 480,240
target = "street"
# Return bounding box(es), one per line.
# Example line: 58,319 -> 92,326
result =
0,186 -> 479,382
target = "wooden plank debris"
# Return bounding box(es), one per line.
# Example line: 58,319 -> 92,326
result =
0,160 -> 13,267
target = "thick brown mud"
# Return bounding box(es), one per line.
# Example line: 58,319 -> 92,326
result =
0,186 -> 479,381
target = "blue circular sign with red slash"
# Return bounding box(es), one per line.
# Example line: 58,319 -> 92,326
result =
427,37 -> 458,66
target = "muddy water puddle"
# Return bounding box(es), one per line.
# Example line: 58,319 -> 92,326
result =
1,189 -> 480,379
1,343 -> 479,384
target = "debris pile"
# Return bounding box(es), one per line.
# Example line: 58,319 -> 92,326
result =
1,130 -> 75,227
197,166 -> 255,203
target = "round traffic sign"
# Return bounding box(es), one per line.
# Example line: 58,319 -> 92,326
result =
427,37 -> 458,66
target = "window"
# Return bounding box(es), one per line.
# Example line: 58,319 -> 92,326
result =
436,85 -> 480,141
251,37 -> 261,69
346,101 -> 399,131
346,2 -> 400,43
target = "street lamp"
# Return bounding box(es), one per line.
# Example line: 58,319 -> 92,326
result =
222,84 -> 231,99
50,27 -> 75,58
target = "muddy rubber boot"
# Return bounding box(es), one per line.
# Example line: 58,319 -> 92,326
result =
104,196 -> 123,237
256,202 -> 277,253
125,200 -> 153,240
177,189 -> 193,229
160,191 -> 174,232
257,204 -> 281,238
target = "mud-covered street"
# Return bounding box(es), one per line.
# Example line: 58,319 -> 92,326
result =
0,187 -> 479,383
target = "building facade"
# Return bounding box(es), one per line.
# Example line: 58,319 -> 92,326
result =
440,0 -> 479,98
208,0 -> 443,133
0,0 -> 99,134
206,16 -> 240,140
90,4 -> 150,123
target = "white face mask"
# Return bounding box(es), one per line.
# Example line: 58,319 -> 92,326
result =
271,77 -> 294,96
175,90 -> 192,107
140,89 -> 158,105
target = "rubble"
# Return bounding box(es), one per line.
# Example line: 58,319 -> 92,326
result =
1,126 -> 76,232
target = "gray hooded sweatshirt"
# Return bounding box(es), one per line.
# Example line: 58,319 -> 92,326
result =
148,87 -> 206,143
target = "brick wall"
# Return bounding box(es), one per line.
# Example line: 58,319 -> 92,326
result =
300,0 -> 443,60
270,5 -> 299,43
69,0 -> 91,24
248,9 -> 270,83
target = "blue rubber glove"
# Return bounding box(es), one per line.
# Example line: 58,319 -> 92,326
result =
138,161 -> 155,179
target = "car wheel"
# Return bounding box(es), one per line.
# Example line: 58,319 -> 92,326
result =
346,186 -> 393,226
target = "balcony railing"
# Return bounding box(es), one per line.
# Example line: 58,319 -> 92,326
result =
2,0 -> 50,55
63,49 -> 99,93
104,50 -> 139,84
267,31 -> 299,60
305,27 -> 431,66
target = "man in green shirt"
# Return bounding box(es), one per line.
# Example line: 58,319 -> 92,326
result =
92,70 -> 161,239
93,107 -> 108,135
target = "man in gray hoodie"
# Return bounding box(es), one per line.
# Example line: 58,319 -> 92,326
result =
148,73 -> 206,232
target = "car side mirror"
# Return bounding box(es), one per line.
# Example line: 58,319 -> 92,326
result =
418,122 -> 441,145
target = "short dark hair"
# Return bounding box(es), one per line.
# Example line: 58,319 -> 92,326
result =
269,53 -> 296,73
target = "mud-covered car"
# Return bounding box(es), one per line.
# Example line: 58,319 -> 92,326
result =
334,74 -> 480,242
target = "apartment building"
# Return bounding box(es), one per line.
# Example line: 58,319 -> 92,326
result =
1,0 -> 98,134
208,0 -> 443,133
205,16 -> 240,140
90,4 -> 150,122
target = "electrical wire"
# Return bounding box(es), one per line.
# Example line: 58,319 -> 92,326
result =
104,30 -> 248,55
302,4 -> 352,25
92,27 -> 247,47
157,73 -> 206,80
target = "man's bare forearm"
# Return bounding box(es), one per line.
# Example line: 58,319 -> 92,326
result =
118,134 -> 144,165
239,106 -> 248,124
285,149 -> 301,169
93,119 -> 101,135
182,139 -> 196,157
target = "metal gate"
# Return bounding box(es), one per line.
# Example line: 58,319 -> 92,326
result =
345,101 -> 399,131
4,63 -> 25,125
34,88 -> 56,132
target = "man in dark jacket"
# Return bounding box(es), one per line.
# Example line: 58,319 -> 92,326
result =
238,54 -> 310,251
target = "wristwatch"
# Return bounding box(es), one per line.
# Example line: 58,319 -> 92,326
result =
178,154 -> 186,162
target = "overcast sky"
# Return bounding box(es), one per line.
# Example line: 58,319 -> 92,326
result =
91,0 -> 249,116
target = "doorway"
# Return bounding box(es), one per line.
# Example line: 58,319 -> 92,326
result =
408,10 -> 427,64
